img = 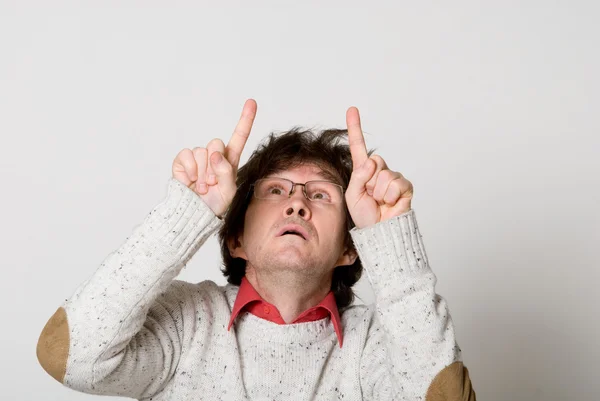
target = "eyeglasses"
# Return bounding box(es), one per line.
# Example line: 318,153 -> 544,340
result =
250,177 -> 345,204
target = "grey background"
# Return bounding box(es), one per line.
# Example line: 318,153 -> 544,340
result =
1,1 -> 599,400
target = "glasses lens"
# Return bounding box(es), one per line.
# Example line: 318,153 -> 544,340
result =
305,181 -> 343,203
255,178 -> 291,199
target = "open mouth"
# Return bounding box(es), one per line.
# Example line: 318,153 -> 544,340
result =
282,231 -> 305,239
277,225 -> 309,240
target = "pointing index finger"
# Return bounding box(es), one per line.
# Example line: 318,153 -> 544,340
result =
226,99 -> 257,168
346,106 -> 368,169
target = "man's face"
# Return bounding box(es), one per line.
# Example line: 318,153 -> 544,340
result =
230,164 -> 356,276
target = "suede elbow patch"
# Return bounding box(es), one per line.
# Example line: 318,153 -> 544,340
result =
426,361 -> 476,401
36,307 -> 70,383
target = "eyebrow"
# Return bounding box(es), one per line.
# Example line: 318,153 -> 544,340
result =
315,170 -> 344,186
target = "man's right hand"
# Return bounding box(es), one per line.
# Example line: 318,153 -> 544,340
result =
172,99 -> 257,217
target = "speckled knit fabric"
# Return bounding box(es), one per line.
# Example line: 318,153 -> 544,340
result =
59,177 -> 461,400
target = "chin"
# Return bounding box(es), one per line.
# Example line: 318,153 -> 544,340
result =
263,252 -> 317,272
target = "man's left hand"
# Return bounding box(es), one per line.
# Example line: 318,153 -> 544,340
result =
344,107 -> 414,229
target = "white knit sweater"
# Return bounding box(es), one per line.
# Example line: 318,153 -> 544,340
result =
57,177 -> 461,400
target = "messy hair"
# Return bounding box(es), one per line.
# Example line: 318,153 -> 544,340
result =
218,127 -> 367,309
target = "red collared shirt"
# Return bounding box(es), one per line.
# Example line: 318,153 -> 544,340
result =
227,277 -> 344,347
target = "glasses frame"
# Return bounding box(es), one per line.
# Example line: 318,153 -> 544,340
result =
250,177 -> 346,204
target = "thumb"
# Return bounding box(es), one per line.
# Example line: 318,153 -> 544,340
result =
210,151 -> 235,182
345,158 -> 377,200
209,151 -> 238,208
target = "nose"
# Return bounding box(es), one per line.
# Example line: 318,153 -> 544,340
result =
283,187 -> 312,220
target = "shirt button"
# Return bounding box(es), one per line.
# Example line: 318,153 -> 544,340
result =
263,306 -> 270,314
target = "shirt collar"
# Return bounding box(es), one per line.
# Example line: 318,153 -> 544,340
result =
227,276 -> 344,347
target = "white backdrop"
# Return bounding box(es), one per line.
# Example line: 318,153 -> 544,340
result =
1,2 -> 599,400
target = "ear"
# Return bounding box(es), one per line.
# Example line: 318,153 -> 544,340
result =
334,246 -> 358,267
227,234 -> 248,261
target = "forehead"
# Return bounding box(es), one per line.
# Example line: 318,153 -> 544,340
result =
267,163 -> 341,183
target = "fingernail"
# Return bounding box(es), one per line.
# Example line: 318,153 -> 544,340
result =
197,183 -> 208,193
213,152 -> 223,163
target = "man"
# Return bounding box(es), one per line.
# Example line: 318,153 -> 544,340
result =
36,99 -> 476,400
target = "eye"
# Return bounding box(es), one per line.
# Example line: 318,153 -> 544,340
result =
267,185 -> 286,195
309,191 -> 331,201
307,181 -> 342,203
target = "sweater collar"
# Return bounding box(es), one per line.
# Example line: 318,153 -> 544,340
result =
227,276 -> 344,347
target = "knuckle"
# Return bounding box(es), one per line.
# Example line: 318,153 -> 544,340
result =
380,169 -> 394,181
370,154 -> 384,165
233,127 -> 249,138
178,147 -> 192,157
174,148 -> 192,163
193,147 -> 207,158
207,138 -> 225,149
390,180 -> 402,191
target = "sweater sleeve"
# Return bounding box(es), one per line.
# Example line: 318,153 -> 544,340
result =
350,209 -> 476,401
36,178 -> 223,399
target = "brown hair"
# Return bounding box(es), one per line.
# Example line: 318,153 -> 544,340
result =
218,127 -> 371,309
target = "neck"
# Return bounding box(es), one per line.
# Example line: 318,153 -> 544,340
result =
245,265 -> 332,323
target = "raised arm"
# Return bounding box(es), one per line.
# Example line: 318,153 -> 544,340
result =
36,99 -> 257,399
344,107 -> 476,400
